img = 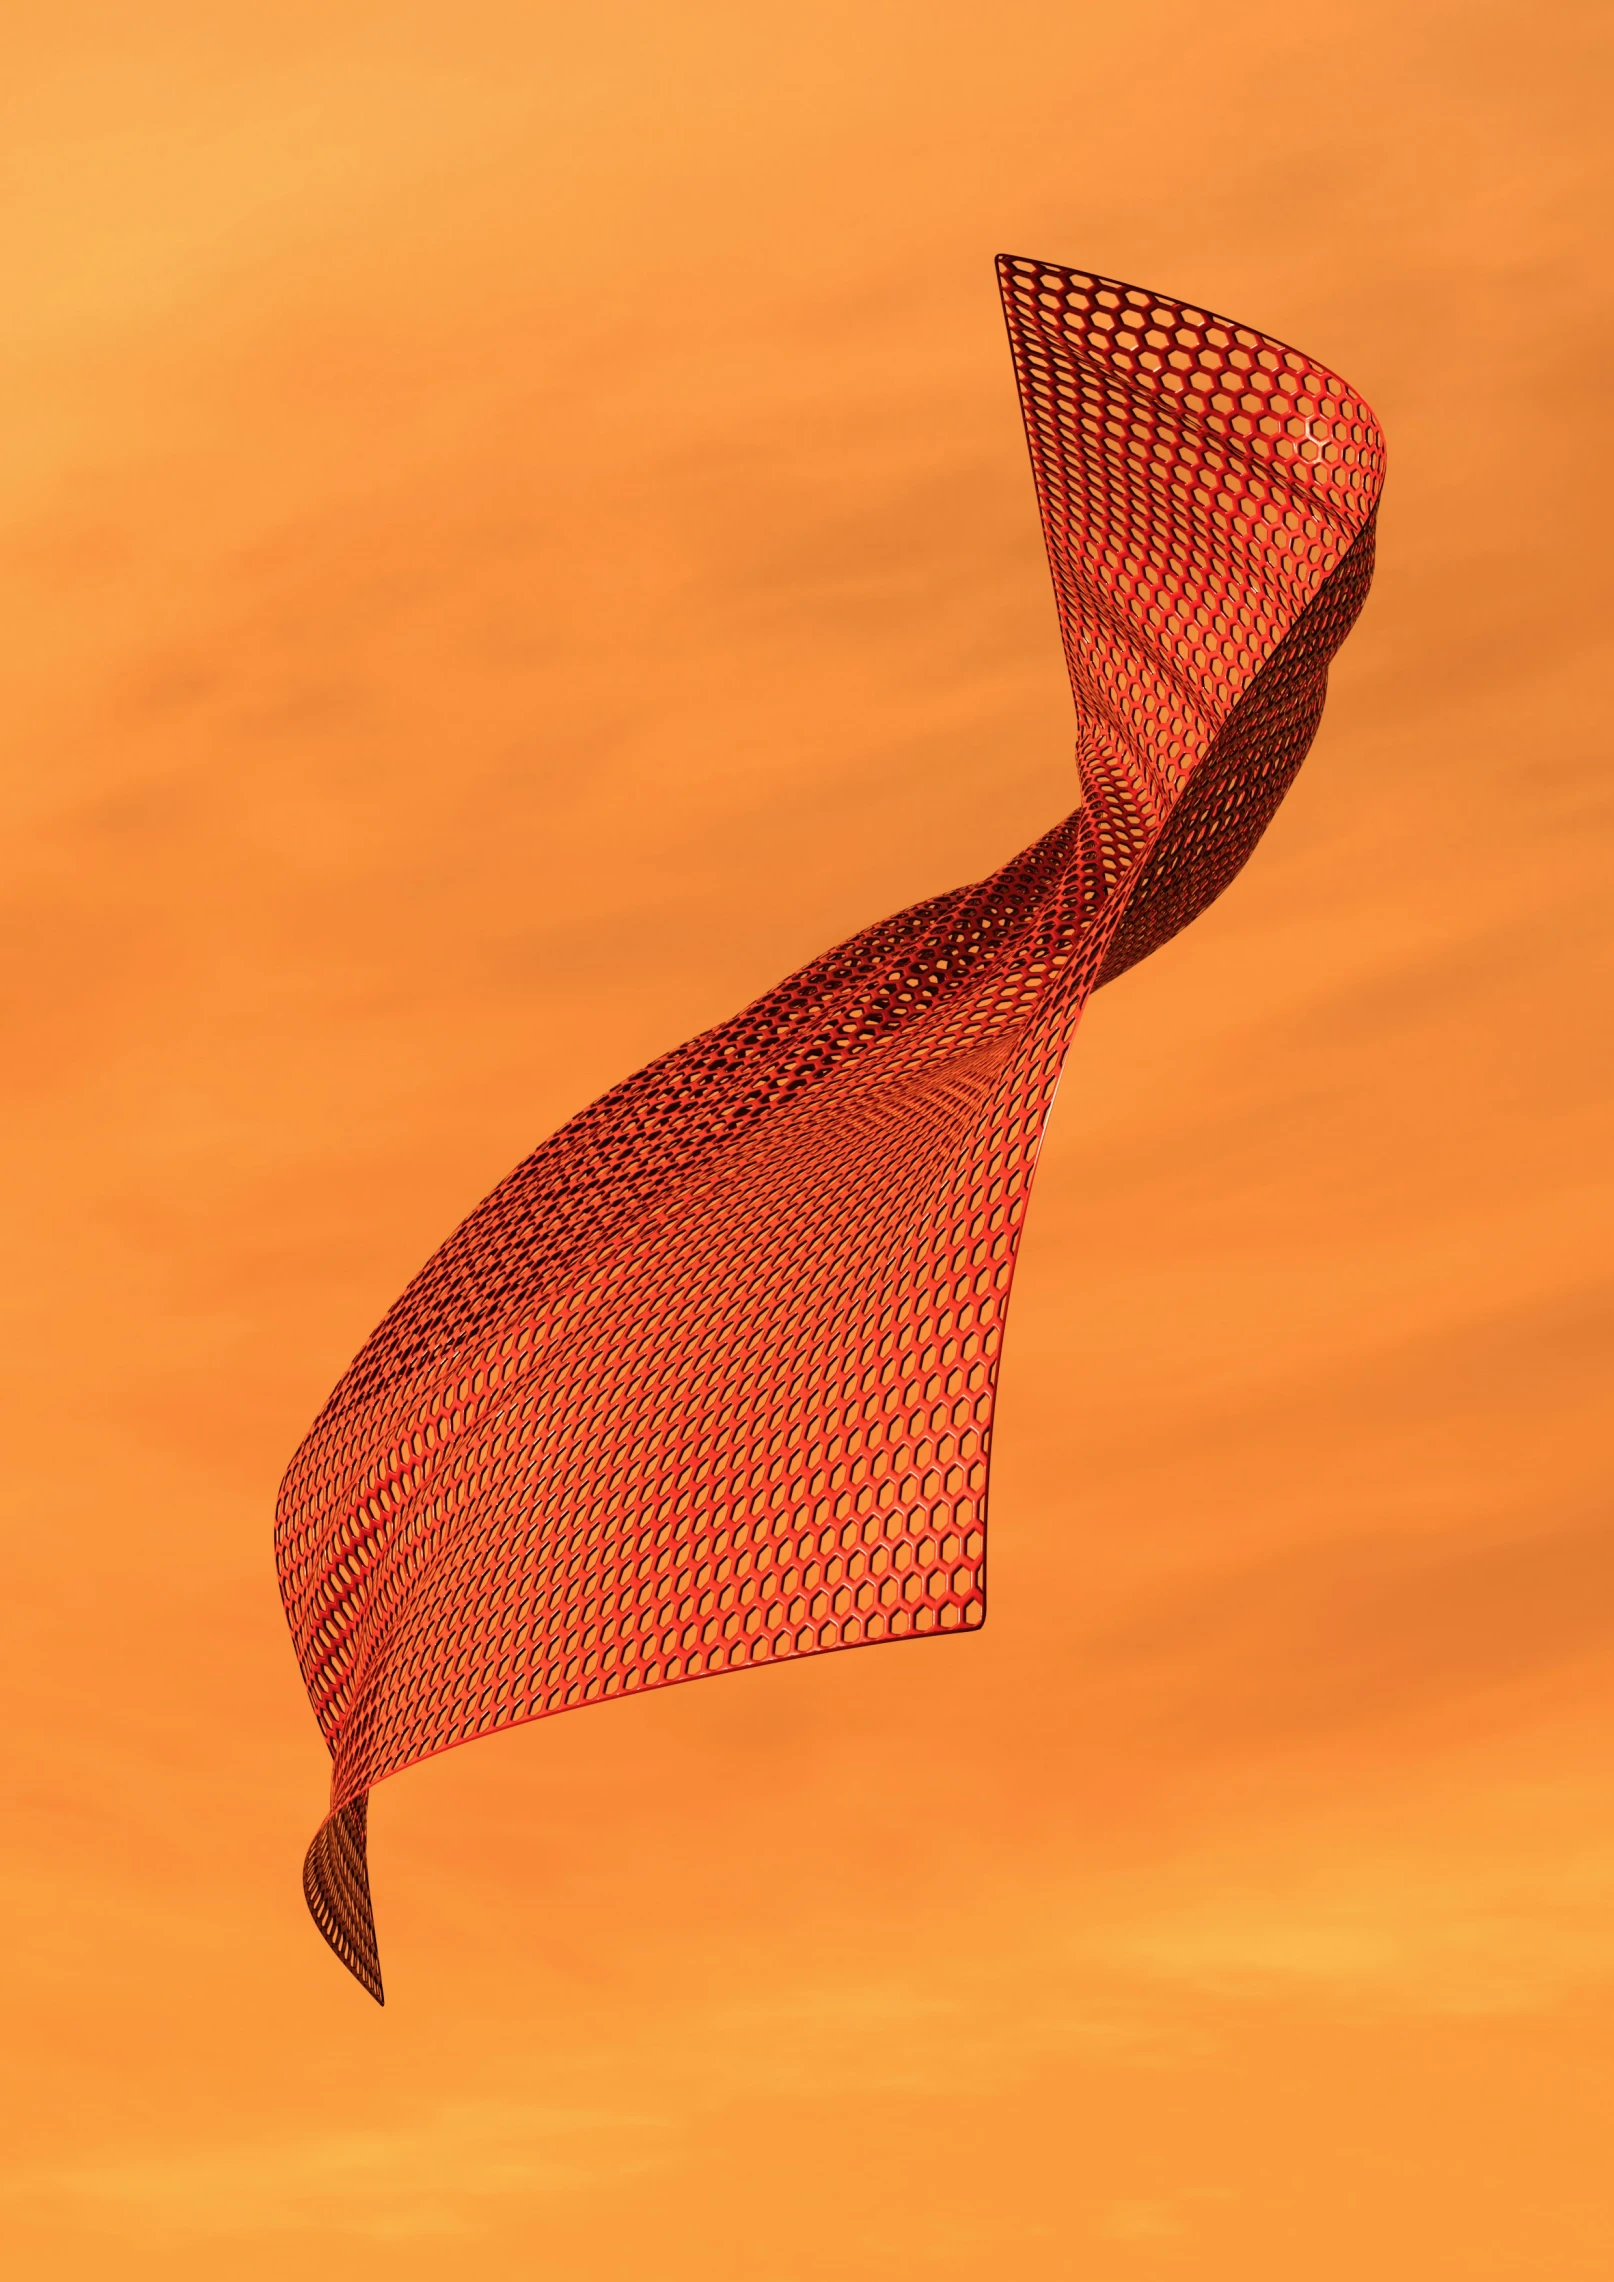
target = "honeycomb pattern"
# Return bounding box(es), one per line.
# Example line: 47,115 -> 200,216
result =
278,257 -> 1384,2001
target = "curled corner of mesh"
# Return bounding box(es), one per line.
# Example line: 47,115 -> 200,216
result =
278,254 -> 1384,2002
303,1794 -> 384,2005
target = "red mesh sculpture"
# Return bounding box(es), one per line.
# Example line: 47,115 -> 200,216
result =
277,257 -> 1384,2000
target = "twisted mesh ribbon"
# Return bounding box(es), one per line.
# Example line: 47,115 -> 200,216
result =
276,257 -> 1385,2000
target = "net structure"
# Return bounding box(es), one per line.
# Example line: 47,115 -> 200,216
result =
277,257 -> 1384,2001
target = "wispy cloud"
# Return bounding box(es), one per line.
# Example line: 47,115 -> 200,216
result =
1080,1834 -> 1614,2015
5,2102 -> 671,2242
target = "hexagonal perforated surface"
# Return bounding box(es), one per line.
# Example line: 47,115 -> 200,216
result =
277,256 -> 1384,2000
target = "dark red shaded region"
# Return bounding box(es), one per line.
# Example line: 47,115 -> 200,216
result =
276,257 -> 1384,2001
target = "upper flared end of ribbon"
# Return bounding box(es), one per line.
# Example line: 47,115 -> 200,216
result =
994,253 -> 1384,505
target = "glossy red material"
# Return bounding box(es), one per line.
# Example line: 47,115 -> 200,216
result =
276,257 -> 1385,2001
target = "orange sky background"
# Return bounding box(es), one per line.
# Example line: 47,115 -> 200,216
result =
4,2 -> 1611,2273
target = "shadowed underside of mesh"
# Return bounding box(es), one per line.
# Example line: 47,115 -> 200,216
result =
278,256 -> 1385,2002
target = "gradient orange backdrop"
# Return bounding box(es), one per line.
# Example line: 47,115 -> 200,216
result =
4,3 -> 1611,2274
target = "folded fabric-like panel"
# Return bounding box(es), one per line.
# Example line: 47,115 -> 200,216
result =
276,257 -> 1384,2001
